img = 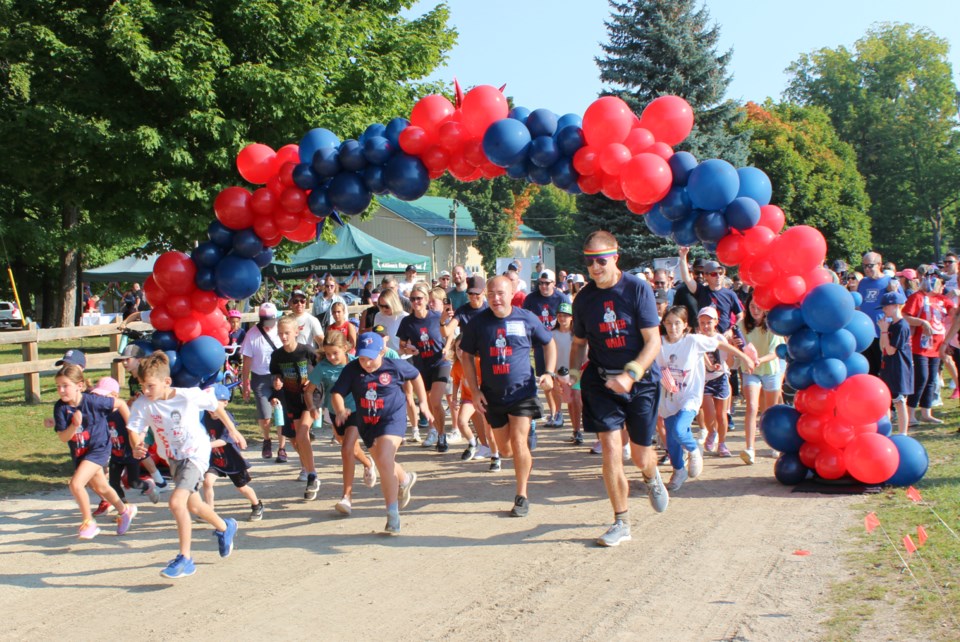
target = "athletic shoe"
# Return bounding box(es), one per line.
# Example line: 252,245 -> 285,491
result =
597,520 -> 631,547
422,429 -> 439,448
399,472 -> 417,509
543,414 -> 557,428
488,455 -> 502,472
697,428 -> 708,447
309,429 -> 316,442
727,412 -> 736,431
116,504 -> 138,535
78,519 -> 100,540
445,431 -> 461,444
657,451 -> 670,465
160,554 -> 196,579
509,495 -> 529,517
93,500 -> 112,517
385,511 -> 401,534
590,440 -> 603,455
740,449 -> 755,465
437,434 -> 449,453
461,444 -> 478,461
261,439 -> 272,460
528,423 -> 538,451
554,411 -> 564,428
249,501 -> 264,521
362,464 -> 377,488
574,431 -> 584,446
335,497 -> 352,516
717,443 -> 732,458
688,448 -> 703,479
474,444 -> 491,460
297,469 -> 308,482
408,430 -> 422,444
216,518 -> 238,557
622,444 -> 631,460
142,481 -> 160,504
666,467 -> 689,492
644,468 -> 669,513
418,414 -> 430,430
275,448 -> 288,464
155,479 -> 169,492
704,432 -> 717,453
304,475 -> 320,500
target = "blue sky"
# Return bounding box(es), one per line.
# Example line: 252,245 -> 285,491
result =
405,0 -> 960,117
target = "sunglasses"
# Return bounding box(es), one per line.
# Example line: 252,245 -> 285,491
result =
409,296 -> 425,302
379,304 -> 390,310
291,298 -> 306,304
585,256 -> 614,267
862,263 -> 876,269
538,281 -> 553,286
709,271 -> 723,277
654,281 -> 667,286
945,260 -> 957,265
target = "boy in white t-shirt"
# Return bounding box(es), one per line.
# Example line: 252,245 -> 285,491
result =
127,352 -> 244,579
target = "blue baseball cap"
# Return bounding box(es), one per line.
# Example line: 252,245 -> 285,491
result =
356,332 -> 385,359
55,349 -> 86,368
880,291 -> 906,306
213,384 -> 232,401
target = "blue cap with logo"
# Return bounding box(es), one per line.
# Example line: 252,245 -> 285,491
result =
880,290 -> 906,306
356,332 -> 385,359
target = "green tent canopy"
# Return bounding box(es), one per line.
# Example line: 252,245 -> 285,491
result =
82,253 -> 161,282
263,224 -> 431,279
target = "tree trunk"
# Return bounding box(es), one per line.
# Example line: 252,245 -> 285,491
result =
932,207 -> 943,264
57,205 -> 80,327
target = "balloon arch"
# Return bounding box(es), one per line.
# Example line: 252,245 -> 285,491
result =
142,84 -> 928,486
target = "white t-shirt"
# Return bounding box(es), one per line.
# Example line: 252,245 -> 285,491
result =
656,333 -> 721,417
701,332 -> 731,381
128,387 -> 217,471
373,310 -> 409,352
398,280 -> 417,297
241,323 -> 280,375
552,328 -> 573,370
292,311 -> 324,348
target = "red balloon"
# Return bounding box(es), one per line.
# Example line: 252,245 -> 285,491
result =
212,327 -> 230,346
815,446 -> 848,480
250,188 -> 277,217
598,143 -> 632,176
142,275 -> 167,308
480,163 -> 506,179
277,161 -> 297,187
796,412 -> 829,443
582,96 -> 634,147
573,145 -> 600,176
758,204 -> 786,233
623,127 -> 655,154
772,226 -> 827,274
798,441 -> 823,469
149,305 -> 174,332
626,200 -> 652,215
741,255 -> 779,287
648,142 -> 674,160
448,155 -> 477,181
197,310 -> 226,335
461,139 -> 487,168
774,275 -> 807,304
620,153 -> 672,204
853,422 -> 879,435
274,207 -> 301,232
236,143 -> 277,184
153,251 -> 197,296
410,94 -> 456,137
421,146 -> 450,172
823,417 -> 856,450
639,95 -> 695,146
262,234 -> 283,248
214,187 -> 254,230
190,289 -> 219,314
601,173 -> 626,201
836,375 -> 892,425
275,144 -> 300,167
437,120 -> 466,153
166,294 -> 192,319
750,284 -> 780,310
740,225 -> 777,259
173,315 -> 202,343
285,214 -> 320,243
428,168 -> 445,180
279,187 -> 306,214
577,173 -> 603,195
796,385 -> 837,416
253,213 -> 279,240
460,85 -> 509,137
844,433 -> 899,484
399,126 -> 432,156
266,175 -> 285,195
802,267 -> 834,293
716,232 -> 746,266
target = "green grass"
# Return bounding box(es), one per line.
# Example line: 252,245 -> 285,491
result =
0,335 -> 114,365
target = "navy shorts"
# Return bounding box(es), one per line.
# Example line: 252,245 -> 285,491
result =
422,362 -> 452,389
580,364 -> 660,447
348,412 -> 406,449
484,396 -> 542,429
703,374 -> 730,400
73,444 -> 111,469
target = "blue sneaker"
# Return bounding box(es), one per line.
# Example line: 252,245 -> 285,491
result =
527,421 -> 538,451
217,518 -> 238,558
160,554 -> 196,579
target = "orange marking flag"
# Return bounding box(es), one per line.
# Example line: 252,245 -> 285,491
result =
906,486 -> 923,503
917,525 -> 928,547
864,512 -> 880,533
903,535 -> 917,554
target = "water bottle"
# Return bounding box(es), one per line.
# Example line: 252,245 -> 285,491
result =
557,366 -> 571,384
272,404 -> 285,427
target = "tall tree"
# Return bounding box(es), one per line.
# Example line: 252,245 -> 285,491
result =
0,0 -> 455,326
737,101 -> 872,264
578,0 -> 750,266
785,23 -> 960,265
433,175 -> 517,275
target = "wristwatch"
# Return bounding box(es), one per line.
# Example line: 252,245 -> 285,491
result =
542,371 -> 557,379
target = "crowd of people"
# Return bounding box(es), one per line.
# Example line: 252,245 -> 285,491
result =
52,235 -> 960,577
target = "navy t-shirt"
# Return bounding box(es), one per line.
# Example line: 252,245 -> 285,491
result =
459,307 -> 553,405
523,290 -> 571,332
397,310 -> 449,370
54,393 -> 115,461
694,286 -> 743,333
572,272 -> 661,382
107,409 -> 135,464
880,319 -> 914,397
331,357 -> 421,432
203,410 -> 250,475
858,275 -> 899,337
454,301 -> 488,329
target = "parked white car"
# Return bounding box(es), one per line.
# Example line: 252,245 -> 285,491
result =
0,301 -> 23,330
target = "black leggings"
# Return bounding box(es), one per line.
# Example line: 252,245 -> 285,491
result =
108,460 -> 144,499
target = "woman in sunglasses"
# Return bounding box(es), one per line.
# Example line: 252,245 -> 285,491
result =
372,289 -> 408,353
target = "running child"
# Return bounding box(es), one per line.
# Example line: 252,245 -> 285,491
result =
326,301 -> 357,351
450,336 -> 496,464
114,343 -> 169,490
201,384 -> 262,521
552,302 -> 583,445
736,296 -> 785,464
698,307 -> 738,457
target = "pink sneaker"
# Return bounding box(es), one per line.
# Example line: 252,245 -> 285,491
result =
704,432 -> 717,453
951,388 -> 959,400
718,443 -> 732,457
78,519 -> 100,540
116,504 -> 138,535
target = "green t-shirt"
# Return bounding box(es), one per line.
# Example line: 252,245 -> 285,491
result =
738,320 -> 785,377
308,356 -> 356,412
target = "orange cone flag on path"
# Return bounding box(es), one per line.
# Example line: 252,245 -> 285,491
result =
917,525 -> 928,546
906,486 -> 923,503
865,512 -> 880,533
903,535 -> 917,554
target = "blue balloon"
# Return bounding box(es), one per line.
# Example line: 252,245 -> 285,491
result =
775,343 -> 789,359
850,291 -> 863,307
132,340 -> 154,357
252,248 -> 273,268
483,118 -> 532,167
194,267 -> 216,291
877,415 -> 893,437
812,357 -> 847,389
207,220 -> 235,248
702,241 -> 718,253
802,283 -> 855,333
363,165 -> 387,194
529,135 -> 560,168
308,186 -> 334,217
172,370 -> 202,388
736,167 -> 772,206
152,331 -> 179,352
844,311 -> 876,352
215,255 -> 262,300
886,434 -> 929,486
785,360 -> 814,390
527,164 -> 552,185
767,305 -> 806,336
362,136 -> 393,166
191,241 -> 224,269
360,123 -> 386,143
565,183 -> 582,195
526,108 -> 558,137
841,351 -> 870,377
311,146 -> 341,178
180,336 -> 227,379
299,128 -> 340,164
820,328 -> 856,361
658,186 -> 693,222
506,161 -> 529,179
338,139 -> 367,172
787,327 -> 821,362
384,154 -> 429,201
774,453 -> 809,485
556,113 -> 583,131
671,214 -> 699,246
549,158 -> 576,189
164,349 -> 182,375
384,117 -> 409,148
328,171 -> 372,214
508,106 -> 531,123
693,209 -> 729,243
668,151 -> 698,186
292,163 -> 320,190
555,125 -> 585,156
761,404 -> 804,454
644,205 -> 674,237
232,228 -> 264,259
725,197 -> 761,231
687,159 -> 740,210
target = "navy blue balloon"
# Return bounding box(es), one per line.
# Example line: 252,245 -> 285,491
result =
886,434 -> 929,486
506,161 -> 529,179
693,209 -> 729,243
877,415 -> 893,437
820,328 -> 856,361
152,331 -> 179,352
555,125 -> 585,156
360,123 -> 386,143
549,158 -> 577,189
767,305 -> 806,336
172,370 -> 202,388
844,311 -> 876,352
668,151 -> 698,187
308,186 -> 334,217
508,106 -> 531,123
812,358 -> 847,389
565,183 -> 582,195
725,197 -> 761,231
312,146 -> 341,178
207,220 -> 235,248
232,228 -> 264,259
363,165 -> 387,194
191,241 -> 224,269
529,135 -> 560,168
132,340 -> 154,357
328,171 -> 372,214
180,336 -> 226,378
252,248 -> 273,268
658,186 -> 693,222
802,283 -> 855,333
787,327 -> 821,362
299,128 -> 340,164
526,108 -> 558,137
384,117 -> 409,148
195,267 -> 217,291
556,113 -> 583,131
330,211 -> 345,227
644,206 -> 674,237
687,159 -> 740,210
338,139 -> 367,172
215,255 -> 262,300
774,453 -> 809,485
383,154 -> 429,201
775,343 -> 789,359
292,163 -> 321,190
363,136 -> 393,166
671,214 -> 699,246
785,360 -> 814,390
736,167 -> 773,206
761,404 -> 804,454
703,241 -> 719,253
164,349 -> 182,375
482,118 -> 532,167
850,291 -> 863,307
842,351 -> 870,377
527,164 -> 552,185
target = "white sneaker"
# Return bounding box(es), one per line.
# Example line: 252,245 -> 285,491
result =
622,444 -> 631,460
408,430 -> 422,444
740,449 -> 755,465
363,463 -> 377,488
687,448 -> 703,479
474,444 -> 490,460
445,431 -> 461,444
590,441 -> 603,454
335,497 -> 352,516
422,429 -> 439,448
666,467 -> 688,492
297,469 -> 308,482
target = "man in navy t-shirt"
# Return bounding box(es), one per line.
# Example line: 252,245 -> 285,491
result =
460,275 -> 556,519
858,251 -> 902,376
570,231 -> 665,548
678,251 -> 743,333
